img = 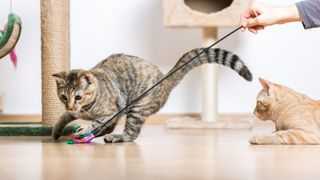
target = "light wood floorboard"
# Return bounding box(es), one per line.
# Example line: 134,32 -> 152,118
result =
0,121 -> 319,180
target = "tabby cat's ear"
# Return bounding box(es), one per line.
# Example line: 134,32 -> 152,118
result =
78,72 -> 94,84
259,77 -> 272,90
52,71 -> 67,84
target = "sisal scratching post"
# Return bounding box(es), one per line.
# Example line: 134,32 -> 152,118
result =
41,0 -> 70,126
163,0 -> 253,129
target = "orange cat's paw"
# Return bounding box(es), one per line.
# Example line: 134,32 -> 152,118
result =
249,135 -> 277,145
249,136 -> 259,144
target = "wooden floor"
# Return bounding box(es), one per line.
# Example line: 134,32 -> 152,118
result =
0,122 -> 320,180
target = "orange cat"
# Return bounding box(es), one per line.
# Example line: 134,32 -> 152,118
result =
250,78 -> 320,145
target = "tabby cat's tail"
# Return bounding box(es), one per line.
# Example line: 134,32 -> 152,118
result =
164,48 -> 252,90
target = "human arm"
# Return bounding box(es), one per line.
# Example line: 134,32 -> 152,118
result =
296,0 -> 320,29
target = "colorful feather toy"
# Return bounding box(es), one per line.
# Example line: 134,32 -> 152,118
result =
65,125 -> 95,144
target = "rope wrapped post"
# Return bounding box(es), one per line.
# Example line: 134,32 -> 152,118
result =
41,0 -> 70,126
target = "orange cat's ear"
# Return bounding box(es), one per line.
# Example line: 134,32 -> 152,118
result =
259,77 -> 272,90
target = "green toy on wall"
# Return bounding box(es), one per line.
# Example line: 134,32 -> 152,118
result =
0,13 -> 21,68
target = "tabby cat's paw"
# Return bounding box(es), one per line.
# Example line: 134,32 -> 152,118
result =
104,134 -> 124,143
52,132 -> 60,140
103,134 -> 133,143
51,127 -> 61,140
73,125 -> 92,137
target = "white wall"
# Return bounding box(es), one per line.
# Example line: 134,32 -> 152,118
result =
1,0 -> 319,115
0,0 -> 41,114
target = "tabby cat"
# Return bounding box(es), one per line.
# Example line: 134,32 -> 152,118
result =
251,78 -> 320,145
52,48 -> 252,143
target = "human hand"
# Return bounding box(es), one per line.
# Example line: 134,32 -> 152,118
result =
240,2 -> 301,33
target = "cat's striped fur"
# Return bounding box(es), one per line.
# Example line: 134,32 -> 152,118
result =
251,78 -> 320,145
52,48 -> 252,143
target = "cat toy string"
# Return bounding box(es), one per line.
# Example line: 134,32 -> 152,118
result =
70,26 -> 243,142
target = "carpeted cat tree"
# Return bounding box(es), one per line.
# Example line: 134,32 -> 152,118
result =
164,0 -> 253,129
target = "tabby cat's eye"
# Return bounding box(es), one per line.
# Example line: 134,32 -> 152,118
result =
75,95 -> 82,101
61,95 -> 67,101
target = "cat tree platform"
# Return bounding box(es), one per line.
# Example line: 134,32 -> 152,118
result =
163,0 -> 249,28
163,0 -> 252,129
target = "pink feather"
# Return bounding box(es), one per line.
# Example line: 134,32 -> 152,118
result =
10,49 -> 17,69
3,24 -> 18,69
